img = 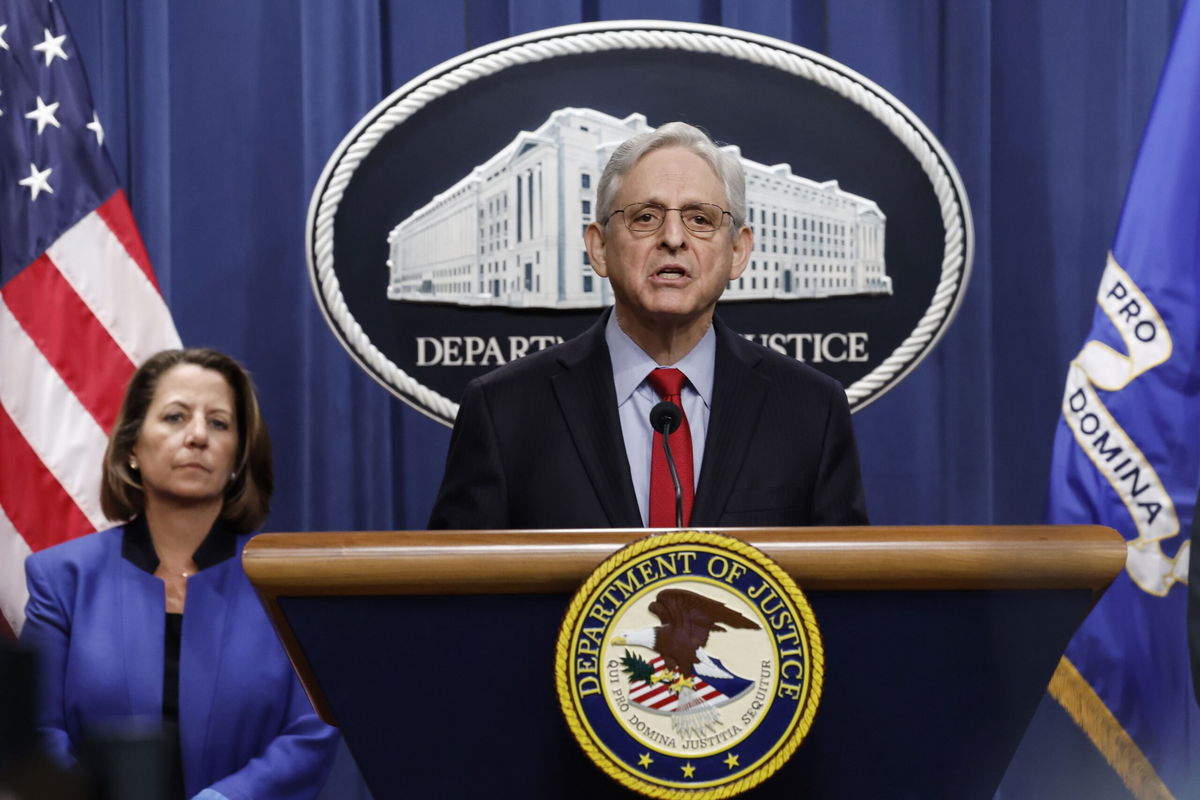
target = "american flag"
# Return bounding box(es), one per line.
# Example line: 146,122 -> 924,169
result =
0,0 -> 180,637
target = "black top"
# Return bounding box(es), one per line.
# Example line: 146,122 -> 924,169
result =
120,515 -> 237,575
120,516 -> 237,800
163,612 -> 184,799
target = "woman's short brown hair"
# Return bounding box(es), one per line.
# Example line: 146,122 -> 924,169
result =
100,348 -> 274,533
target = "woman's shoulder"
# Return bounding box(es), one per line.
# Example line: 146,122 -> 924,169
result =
25,526 -> 125,572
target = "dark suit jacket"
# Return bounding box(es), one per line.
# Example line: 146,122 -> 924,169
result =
21,525 -> 338,799
428,310 -> 867,529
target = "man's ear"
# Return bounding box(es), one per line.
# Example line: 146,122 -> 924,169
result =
729,225 -> 753,281
584,222 -> 609,278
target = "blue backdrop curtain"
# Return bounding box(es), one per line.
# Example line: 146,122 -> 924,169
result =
52,1 -> 1188,796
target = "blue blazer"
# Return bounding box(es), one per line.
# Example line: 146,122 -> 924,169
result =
21,525 -> 337,800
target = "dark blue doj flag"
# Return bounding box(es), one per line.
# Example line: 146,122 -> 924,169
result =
1034,0 -> 1200,795
0,0 -> 180,637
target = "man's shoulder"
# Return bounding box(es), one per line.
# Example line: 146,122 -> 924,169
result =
472,338 -> 569,388
469,315 -> 605,392
718,322 -> 845,397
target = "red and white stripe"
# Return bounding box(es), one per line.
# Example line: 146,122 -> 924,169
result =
0,191 -> 180,636
627,656 -> 724,712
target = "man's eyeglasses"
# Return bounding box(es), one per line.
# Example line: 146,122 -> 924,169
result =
606,202 -> 732,235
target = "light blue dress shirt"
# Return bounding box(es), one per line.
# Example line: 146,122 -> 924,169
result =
605,311 -> 715,526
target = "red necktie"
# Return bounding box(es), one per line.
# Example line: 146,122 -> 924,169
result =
647,368 -> 694,528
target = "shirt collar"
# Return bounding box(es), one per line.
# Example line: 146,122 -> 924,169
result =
121,513 -> 238,575
604,311 -> 716,407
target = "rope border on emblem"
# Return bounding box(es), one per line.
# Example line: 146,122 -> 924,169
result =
553,531 -> 824,799
309,23 -> 972,422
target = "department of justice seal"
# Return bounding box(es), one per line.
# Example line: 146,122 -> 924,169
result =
555,532 -> 822,798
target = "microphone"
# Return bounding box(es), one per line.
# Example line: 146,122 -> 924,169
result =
649,401 -> 682,435
649,401 -> 684,528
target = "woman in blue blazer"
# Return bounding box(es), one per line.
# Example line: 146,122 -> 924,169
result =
21,348 -> 337,800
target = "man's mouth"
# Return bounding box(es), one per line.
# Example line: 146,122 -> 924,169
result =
654,265 -> 688,281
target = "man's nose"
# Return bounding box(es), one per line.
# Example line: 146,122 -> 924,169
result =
658,209 -> 688,250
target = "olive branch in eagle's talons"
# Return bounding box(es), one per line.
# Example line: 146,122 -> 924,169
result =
615,647 -> 689,692
617,649 -> 657,683
668,675 -> 697,693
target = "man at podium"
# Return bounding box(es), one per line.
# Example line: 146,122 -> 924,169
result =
429,122 -> 867,530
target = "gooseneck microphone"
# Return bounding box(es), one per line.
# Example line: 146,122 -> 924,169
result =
649,401 -> 685,528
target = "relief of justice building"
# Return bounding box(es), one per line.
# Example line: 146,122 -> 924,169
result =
387,108 -> 891,309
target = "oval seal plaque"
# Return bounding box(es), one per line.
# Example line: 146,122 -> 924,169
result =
307,21 -> 973,423
555,531 -> 822,797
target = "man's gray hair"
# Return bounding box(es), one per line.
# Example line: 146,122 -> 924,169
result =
596,121 -> 747,230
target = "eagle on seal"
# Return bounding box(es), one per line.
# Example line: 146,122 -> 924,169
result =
613,589 -> 761,734
613,588 -> 760,678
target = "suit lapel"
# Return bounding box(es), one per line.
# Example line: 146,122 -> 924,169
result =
551,312 -> 643,527
178,555 -> 238,784
691,320 -> 770,526
118,545 -> 165,718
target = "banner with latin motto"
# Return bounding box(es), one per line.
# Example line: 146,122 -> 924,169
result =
1038,1 -> 1200,795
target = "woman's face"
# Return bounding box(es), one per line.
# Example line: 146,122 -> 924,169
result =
131,364 -> 238,512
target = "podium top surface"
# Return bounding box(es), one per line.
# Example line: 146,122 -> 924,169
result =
243,525 -> 1125,595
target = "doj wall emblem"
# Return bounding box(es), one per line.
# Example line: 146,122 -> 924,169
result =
555,532 -> 822,797
308,21 -> 973,424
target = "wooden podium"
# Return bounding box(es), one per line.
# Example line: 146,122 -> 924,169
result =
243,526 -> 1124,799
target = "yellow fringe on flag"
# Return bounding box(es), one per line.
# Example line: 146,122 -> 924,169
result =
1048,657 -> 1174,800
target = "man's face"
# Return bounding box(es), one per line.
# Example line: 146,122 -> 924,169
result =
585,147 -> 751,333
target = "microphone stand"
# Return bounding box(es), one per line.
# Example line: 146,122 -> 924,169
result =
652,406 -> 685,529
658,419 -> 684,528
